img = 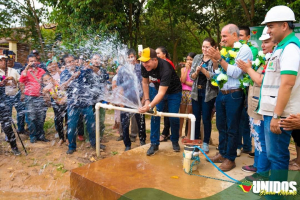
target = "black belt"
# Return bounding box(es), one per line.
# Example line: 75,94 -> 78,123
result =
220,88 -> 242,95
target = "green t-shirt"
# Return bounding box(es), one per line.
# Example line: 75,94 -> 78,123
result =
250,45 -> 258,59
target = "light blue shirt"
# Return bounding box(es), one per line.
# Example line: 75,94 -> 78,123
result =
222,44 -> 253,90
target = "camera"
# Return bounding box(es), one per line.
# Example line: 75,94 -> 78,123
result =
0,75 -> 6,82
32,63 -> 40,68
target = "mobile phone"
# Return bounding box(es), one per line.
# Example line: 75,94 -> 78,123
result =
138,45 -> 143,53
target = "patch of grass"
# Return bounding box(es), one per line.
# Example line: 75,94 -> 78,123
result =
106,109 -> 114,115
105,128 -> 113,133
41,162 -> 52,169
44,119 -> 55,132
78,163 -> 85,167
28,159 -> 39,167
45,152 -> 52,156
111,151 -> 118,155
146,129 -> 151,134
55,163 -> 68,173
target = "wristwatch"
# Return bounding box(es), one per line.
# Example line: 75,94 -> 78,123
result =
217,58 -> 222,63
273,113 -> 281,119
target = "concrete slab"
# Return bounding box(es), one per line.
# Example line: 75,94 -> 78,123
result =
70,142 -> 256,200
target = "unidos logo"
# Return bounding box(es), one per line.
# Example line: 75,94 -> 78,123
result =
252,30 -> 258,35
253,181 -> 297,196
239,182 -> 252,193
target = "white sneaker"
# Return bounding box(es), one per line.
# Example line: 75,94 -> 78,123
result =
237,149 -> 241,157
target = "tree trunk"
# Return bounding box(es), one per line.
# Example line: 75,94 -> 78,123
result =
173,38 -> 180,68
128,2 -> 133,48
211,1 -> 220,47
134,0 -> 145,49
183,20 -> 201,47
27,0 -> 45,59
239,0 -> 252,25
251,0 -> 255,20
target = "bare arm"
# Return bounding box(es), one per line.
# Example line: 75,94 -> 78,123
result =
236,59 -> 263,86
112,80 -> 117,90
180,67 -> 187,83
60,71 -> 80,90
141,77 -> 150,102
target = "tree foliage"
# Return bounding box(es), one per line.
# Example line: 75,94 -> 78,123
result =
0,0 -> 50,57
1,0 -> 300,63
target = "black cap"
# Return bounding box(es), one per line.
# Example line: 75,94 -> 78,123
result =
31,50 -> 39,55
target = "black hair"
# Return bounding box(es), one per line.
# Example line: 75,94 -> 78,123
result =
287,21 -> 295,30
62,54 -> 75,63
157,46 -> 170,59
203,37 -> 217,48
41,73 -> 52,88
27,54 -> 37,60
127,48 -> 136,56
239,26 -> 251,36
187,52 -> 196,59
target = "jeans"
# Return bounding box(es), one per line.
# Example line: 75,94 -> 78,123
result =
76,114 -> 84,136
130,116 -> 138,138
121,111 -> 146,147
237,106 -> 252,151
6,92 -> 25,132
0,95 -> 17,149
25,95 -> 47,140
192,89 -> 216,142
252,120 -> 270,176
150,92 -> 182,145
216,90 -> 244,161
67,106 -> 96,150
161,96 -> 171,137
150,86 -> 171,138
52,103 -> 67,140
149,86 -> 157,101
264,115 -> 292,182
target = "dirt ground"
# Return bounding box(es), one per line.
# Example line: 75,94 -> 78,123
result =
0,109 -> 296,200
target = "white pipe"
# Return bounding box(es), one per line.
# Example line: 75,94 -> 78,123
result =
95,103 -> 196,157
95,106 -> 100,157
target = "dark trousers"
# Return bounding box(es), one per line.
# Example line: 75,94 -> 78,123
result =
292,129 -> 300,147
6,92 -> 25,132
52,103 -> 68,140
25,95 -> 47,140
0,96 -> 17,149
161,96 -> 171,137
238,106 -> 252,151
121,111 -> 146,147
77,114 -> 84,136
192,89 -> 216,142
216,90 -> 244,161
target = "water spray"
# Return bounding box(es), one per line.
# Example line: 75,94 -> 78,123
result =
95,102 -> 196,157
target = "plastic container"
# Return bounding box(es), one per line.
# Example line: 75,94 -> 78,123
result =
183,145 -> 200,173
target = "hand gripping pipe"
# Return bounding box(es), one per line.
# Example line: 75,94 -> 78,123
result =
95,103 -> 196,157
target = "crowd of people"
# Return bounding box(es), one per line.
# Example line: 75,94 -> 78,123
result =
1,5 -> 300,186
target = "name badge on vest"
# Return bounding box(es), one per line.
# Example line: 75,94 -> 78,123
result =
266,56 -> 279,72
